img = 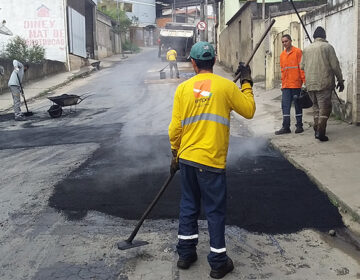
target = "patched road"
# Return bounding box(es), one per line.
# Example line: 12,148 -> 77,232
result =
0,48 -> 359,280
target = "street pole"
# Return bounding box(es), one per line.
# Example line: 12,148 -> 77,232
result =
200,1 -> 205,41
213,2 -> 218,53
262,0 -> 265,20
205,0 -> 208,41
172,0 -> 176,22
117,0 -> 125,58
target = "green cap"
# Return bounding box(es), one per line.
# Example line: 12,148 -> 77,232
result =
189,41 -> 215,61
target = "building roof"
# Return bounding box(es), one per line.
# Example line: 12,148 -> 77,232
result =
226,0 -> 327,25
156,0 -> 217,9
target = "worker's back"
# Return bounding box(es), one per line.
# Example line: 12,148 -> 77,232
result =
169,73 -> 255,169
166,49 -> 177,61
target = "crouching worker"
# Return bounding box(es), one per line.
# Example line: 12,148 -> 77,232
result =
168,41 -> 256,279
8,60 -> 29,121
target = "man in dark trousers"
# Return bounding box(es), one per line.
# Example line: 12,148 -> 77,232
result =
300,27 -> 344,141
166,46 -> 180,78
275,34 -> 305,135
168,41 -> 256,279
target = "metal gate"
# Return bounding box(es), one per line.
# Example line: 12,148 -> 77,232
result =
68,7 -> 86,58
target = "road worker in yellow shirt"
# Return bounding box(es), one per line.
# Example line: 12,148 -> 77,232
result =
166,46 -> 180,79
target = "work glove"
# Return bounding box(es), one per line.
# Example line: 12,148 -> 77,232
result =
336,80 -> 345,92
235,62 -> 253,87
170,149 -> 179,175
14,67 -> 19,73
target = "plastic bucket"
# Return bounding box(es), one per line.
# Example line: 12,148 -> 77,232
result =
160,71 -> 166,79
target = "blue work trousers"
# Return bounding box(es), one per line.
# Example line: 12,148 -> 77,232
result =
177,163 -> 228,270
281,88 -> 303,128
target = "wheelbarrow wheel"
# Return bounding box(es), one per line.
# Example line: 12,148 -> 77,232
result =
48,105 -> 63,118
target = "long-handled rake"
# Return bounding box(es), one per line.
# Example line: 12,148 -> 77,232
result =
117,172 -> 176,250
16,74 -> 33,116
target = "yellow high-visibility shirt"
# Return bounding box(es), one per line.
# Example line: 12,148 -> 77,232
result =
169,73 -> 256,169
166,49 -> 177,61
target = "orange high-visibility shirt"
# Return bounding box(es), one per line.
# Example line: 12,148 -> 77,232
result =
280,46 -> 305,89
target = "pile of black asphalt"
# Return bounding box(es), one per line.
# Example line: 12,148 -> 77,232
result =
0,123 -> 344,234
44,133 -> 343,234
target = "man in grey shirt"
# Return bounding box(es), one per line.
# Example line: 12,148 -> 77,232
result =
300,27 -> 344,141
8,60 -> 29,121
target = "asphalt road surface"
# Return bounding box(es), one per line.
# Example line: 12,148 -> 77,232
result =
0,48 -> 359,280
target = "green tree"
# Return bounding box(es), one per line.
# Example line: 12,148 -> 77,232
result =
99,5 -> 132,32
3,36 -> 45,63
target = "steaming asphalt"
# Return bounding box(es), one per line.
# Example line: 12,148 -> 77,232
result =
1,48 -> 358,279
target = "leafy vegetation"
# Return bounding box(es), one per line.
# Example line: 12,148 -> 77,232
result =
99,5 -> 133,33
122,40 -> 140,53
1,36 -> 45,63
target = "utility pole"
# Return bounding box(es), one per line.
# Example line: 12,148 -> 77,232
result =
116,0 -> 125,57
200,1 -> 205,41
213,2 -> 218,53
262,0 -> 265,20
172,0 -> 176,22
205,0 -> 208,41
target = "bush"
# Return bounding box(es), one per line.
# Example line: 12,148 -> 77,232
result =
122,40 -> 140,52
27,44 -> 45,63
3,36 -> 45,63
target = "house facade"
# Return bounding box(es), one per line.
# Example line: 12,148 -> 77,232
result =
217,0 -> 360,124
218,1 -> 325,82
0,0 -> 97,70
98,0 -> 156,46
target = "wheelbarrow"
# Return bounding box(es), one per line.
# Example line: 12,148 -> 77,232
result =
47,93 -> 90,118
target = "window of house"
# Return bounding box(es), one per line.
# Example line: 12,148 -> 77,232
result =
124,3 -> 132,13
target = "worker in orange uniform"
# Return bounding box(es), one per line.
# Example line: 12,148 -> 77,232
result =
275,34 -> 306,135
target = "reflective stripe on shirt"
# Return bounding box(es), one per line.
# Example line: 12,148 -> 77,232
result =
181,113 -> 230,127
282,66 -> 299,70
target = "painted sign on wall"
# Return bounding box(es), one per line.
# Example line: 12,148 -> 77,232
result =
0,0 -> 67,62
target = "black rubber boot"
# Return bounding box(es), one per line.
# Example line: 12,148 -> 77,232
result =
177,253 -> 197,269
210,257 -> 234,279
318,134 -> 329,142
295,126 -> 304,134
317,124 -> 328,141
275,127 -> 291,135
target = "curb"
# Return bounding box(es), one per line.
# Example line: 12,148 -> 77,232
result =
269,140 -> 360,224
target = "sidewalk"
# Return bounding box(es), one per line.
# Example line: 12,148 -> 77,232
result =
215,64 -> 360,224
0,53 -> 128,112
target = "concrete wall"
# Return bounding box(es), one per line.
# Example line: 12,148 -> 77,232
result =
95,11 -> 122,59
96,12 -> 114,59
218,5 -> 254,74
356,0 -> 360,125
0,59 -> 66,91
303,0 -> 356,123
